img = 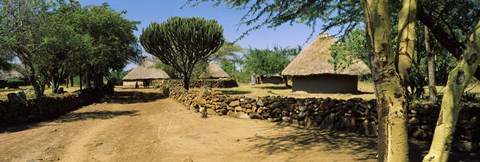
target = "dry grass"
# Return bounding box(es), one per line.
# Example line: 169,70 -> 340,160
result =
0,86 -> 81,100
214,82 -> 377,100
214,81 -> 480,101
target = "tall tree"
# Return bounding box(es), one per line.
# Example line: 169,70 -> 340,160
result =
140,17 -> 225,89
397,0 -> 417,94
0,0 -> 50,98
77,3 -> 141,88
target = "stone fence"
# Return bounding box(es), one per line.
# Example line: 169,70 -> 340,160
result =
161,85 -> 480,153
153,79 -> 238,89
0,86 -> 113,127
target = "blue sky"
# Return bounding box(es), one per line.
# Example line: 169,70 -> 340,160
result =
77,0 -> 335,70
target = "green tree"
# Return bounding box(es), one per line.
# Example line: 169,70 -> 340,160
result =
76,3 -> 142,89
243,46 -> 299,76
36,0 -> 92,93
0,0 -> 50,98
140,17 -> 225,89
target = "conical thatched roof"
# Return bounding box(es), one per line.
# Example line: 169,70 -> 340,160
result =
0,65 -> 26,80
281,33 -> 371,76
122,61 -> 170,80
201,62 -> 231,79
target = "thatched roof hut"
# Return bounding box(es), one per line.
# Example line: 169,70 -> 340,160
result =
122,61 -> 170,87
201,62 -> 231,79
0,65 -> 26,81
281,33 -> 371,93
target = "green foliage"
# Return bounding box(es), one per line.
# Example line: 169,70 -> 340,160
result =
140,16 -> 225,89
243,46 -> 300,76
108,70 -> 129,86
329,29 -> 369,72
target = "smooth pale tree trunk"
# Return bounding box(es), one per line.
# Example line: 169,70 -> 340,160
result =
361,0 -> 409,161
397,0 -> 417,93
423,21 -> 480,162
425,26 -> 437,103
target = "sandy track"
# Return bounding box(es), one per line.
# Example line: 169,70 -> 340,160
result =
0,89 -> 377,162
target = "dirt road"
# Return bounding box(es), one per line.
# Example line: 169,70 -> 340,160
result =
0,89 -> 377,162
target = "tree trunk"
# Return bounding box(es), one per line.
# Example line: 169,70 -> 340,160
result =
423,21 -> 480,162
183,76 -> 190,90
425,26 -> 437,103
361,0 -> 409,161
397,0 -> 417,94
282,76 -> 291,88
25,62 -> 43,98
70,75 -> 74,87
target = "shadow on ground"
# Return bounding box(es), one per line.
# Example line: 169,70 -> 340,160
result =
57,110 -> 138,123
220,90 -> 251,95
245,125 -> 377,161
100,91 -> 166,104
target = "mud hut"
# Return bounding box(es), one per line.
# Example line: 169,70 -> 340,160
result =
200,62 -> 231,79
122,61 -> 170,87
281,33 -> 371,93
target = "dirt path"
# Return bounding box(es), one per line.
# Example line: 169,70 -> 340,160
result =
0,89 -> 377,162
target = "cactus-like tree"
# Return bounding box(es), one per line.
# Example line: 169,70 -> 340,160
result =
140,17 -> 224,90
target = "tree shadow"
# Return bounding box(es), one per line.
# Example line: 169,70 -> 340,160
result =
257,86 -> 291,90
100,91 -> 166,104
0,110 -> 138,133
57,110 -> 138,123
244,125 -> 377,161
220,90 -> 251,95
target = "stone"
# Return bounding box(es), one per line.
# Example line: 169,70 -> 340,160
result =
7,92 -> 27,104
244,109 -> 253,113
227,110 -> 235,117
252,106 -> 257,112
256,99 -> 264,106
298,105 -> 306,112
249,112 -> 265,120
267,117 -> 280,122
197,98 -> 207,105
257,108 -> 263,114
235,112 -> 250,119
282,117 -> 292,123
206,108 -> 215,115
235,106 -> 243,112
408,117 -> 419,125
229,100 -> 240,107
455,140 -> 479,152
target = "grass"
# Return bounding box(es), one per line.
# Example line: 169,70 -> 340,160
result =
213,82 -> 377,100
214,81 -> 480,101
0,86 -> 81,100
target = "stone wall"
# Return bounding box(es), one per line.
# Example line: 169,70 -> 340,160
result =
163,85 -> 480,152
0,87 -> 113,127
153,79 -> 238,88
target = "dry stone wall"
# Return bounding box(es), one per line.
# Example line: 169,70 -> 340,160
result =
0,87 -> 113,127
153,79 -> 238,88
162,84 -> 480,153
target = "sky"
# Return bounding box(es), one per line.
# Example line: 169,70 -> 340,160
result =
77,0 -> 336,70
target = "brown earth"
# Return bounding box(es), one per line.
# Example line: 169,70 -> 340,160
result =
0,88 -> 379,162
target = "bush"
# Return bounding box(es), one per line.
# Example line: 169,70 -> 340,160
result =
7,79 -> 23,88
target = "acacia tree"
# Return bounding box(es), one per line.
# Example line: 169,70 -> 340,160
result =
140,17 -> 225,90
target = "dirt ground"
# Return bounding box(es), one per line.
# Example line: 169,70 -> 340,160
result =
0,88 -> 379,162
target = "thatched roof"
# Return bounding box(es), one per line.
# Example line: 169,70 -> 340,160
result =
281,33 -> 371,76
0,65 -> 26,80
201,62 -> 231,79
122,61 -> 170,80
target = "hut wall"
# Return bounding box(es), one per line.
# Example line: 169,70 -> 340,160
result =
292,74 -> 358,93
260,76 -> 284,84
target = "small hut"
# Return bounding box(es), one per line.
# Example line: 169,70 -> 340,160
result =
122,61 -> 170,87
0,65 -> 27,88
200,62 -> 231,79
281,33 -> 371,93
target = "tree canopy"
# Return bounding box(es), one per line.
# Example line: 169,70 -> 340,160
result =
140,16 -> 225,89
